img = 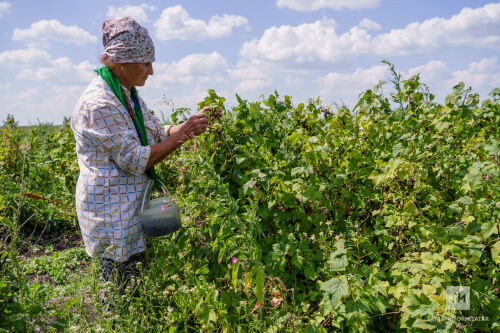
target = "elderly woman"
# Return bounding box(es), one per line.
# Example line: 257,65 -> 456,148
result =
71,16 -> 208,291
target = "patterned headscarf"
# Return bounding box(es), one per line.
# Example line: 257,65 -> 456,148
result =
102,16 -> 155,63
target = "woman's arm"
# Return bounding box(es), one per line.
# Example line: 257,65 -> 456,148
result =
146,107 -> 209,169
166,123 -> 184,136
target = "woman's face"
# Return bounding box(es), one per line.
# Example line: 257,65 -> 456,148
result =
120,62 -> 153,88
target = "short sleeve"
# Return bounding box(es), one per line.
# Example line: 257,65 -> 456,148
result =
73,103 -> 151,176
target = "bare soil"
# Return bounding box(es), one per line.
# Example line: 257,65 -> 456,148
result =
21,230 -> 83,258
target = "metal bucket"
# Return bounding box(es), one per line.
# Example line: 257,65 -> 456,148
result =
139,180 -> 181,237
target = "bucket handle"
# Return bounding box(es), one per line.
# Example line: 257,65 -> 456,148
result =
140,179 -> 174,213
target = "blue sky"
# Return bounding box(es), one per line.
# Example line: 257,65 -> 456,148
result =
1,0 -> 499,125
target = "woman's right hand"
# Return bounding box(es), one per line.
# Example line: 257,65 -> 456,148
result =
179,107 -> 209,141
147,108 -> 209,169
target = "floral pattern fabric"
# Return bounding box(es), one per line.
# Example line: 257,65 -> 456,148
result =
102,16 -> 155,64
71,74 -> 170,262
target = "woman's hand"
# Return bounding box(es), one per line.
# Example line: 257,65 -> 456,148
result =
178,107 -> 210,142
146,107 -> 210,169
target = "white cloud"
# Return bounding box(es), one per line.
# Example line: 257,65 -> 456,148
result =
13,19 -> 97,48
0,48 -> 51,67
242,3 -> 500,65
3,88 -> 38,123
107,4 -> 156,23
154,5 -> 248,41
409,57 -> 500,100
0,2 -> 11,18
449,57 -> 500,89
174,52 -> 228,77
16,57 -> 95,84
171,90 -> 212,108
147,52 -> 277,107
235,79 -> 273,93
229,59 -> 274,81
285,75 -> 303,88
148,52 -> 228,88
3,84 -> 87,124
240,18 -> 372,63
408,60 -> 451,83
276,0 -> 380,11
374,3 -> 500,55
13,88 -> 38,103
317,65 -> 388,105
0,84 -> 89,125
315,57 -> 500,109
229,59 -> 279,92
358,18 -> 381,31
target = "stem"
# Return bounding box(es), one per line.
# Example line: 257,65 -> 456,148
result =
369,311 -> 402,319
10,149 -> 28,327
481,237 -> 500,252
351,229 -> 361,274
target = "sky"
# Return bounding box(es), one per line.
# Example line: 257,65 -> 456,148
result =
1,0 -> 499,125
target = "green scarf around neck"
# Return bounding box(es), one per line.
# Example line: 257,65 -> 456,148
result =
94,66 -> 163,191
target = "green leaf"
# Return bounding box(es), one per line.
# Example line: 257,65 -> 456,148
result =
412,319 -> 438,330
288,132 -> 302,146
235,93 -> 243,104
489,87 -> 500,97
209,309 -> 217,323
483,139 -> 500,156
441,259 -> 456,273
481,221 -> 498,238
436,120 -> 451,132
403,201 -> 417,216
369,172 -> 388,186
235,156 -> 247,165
345,300 -> 371,314
492,241 -> 500,265
328,255 -> 348,272
373,280 -> 390,297
291,253 -> 304,268
232,261 -> 240,289
201,308 -> 217,324
321,277 -> 349,308
328,239 -> 348,272
291,166 -> 303,176
303,185 -> 322,201
243,180 -> 256,196
255,266 -> 265,305
392,142 -> 405,157
389,283 -> 406,299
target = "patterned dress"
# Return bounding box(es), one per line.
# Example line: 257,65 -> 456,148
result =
71,74 -> 170,263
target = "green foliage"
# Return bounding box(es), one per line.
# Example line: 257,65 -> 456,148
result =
23,248 -> 87,285
150,71 -> 498,331
0,65 -> 499,331
0,118 -> 78,238
0,117 -> 80,332
0,243 -> 26,332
